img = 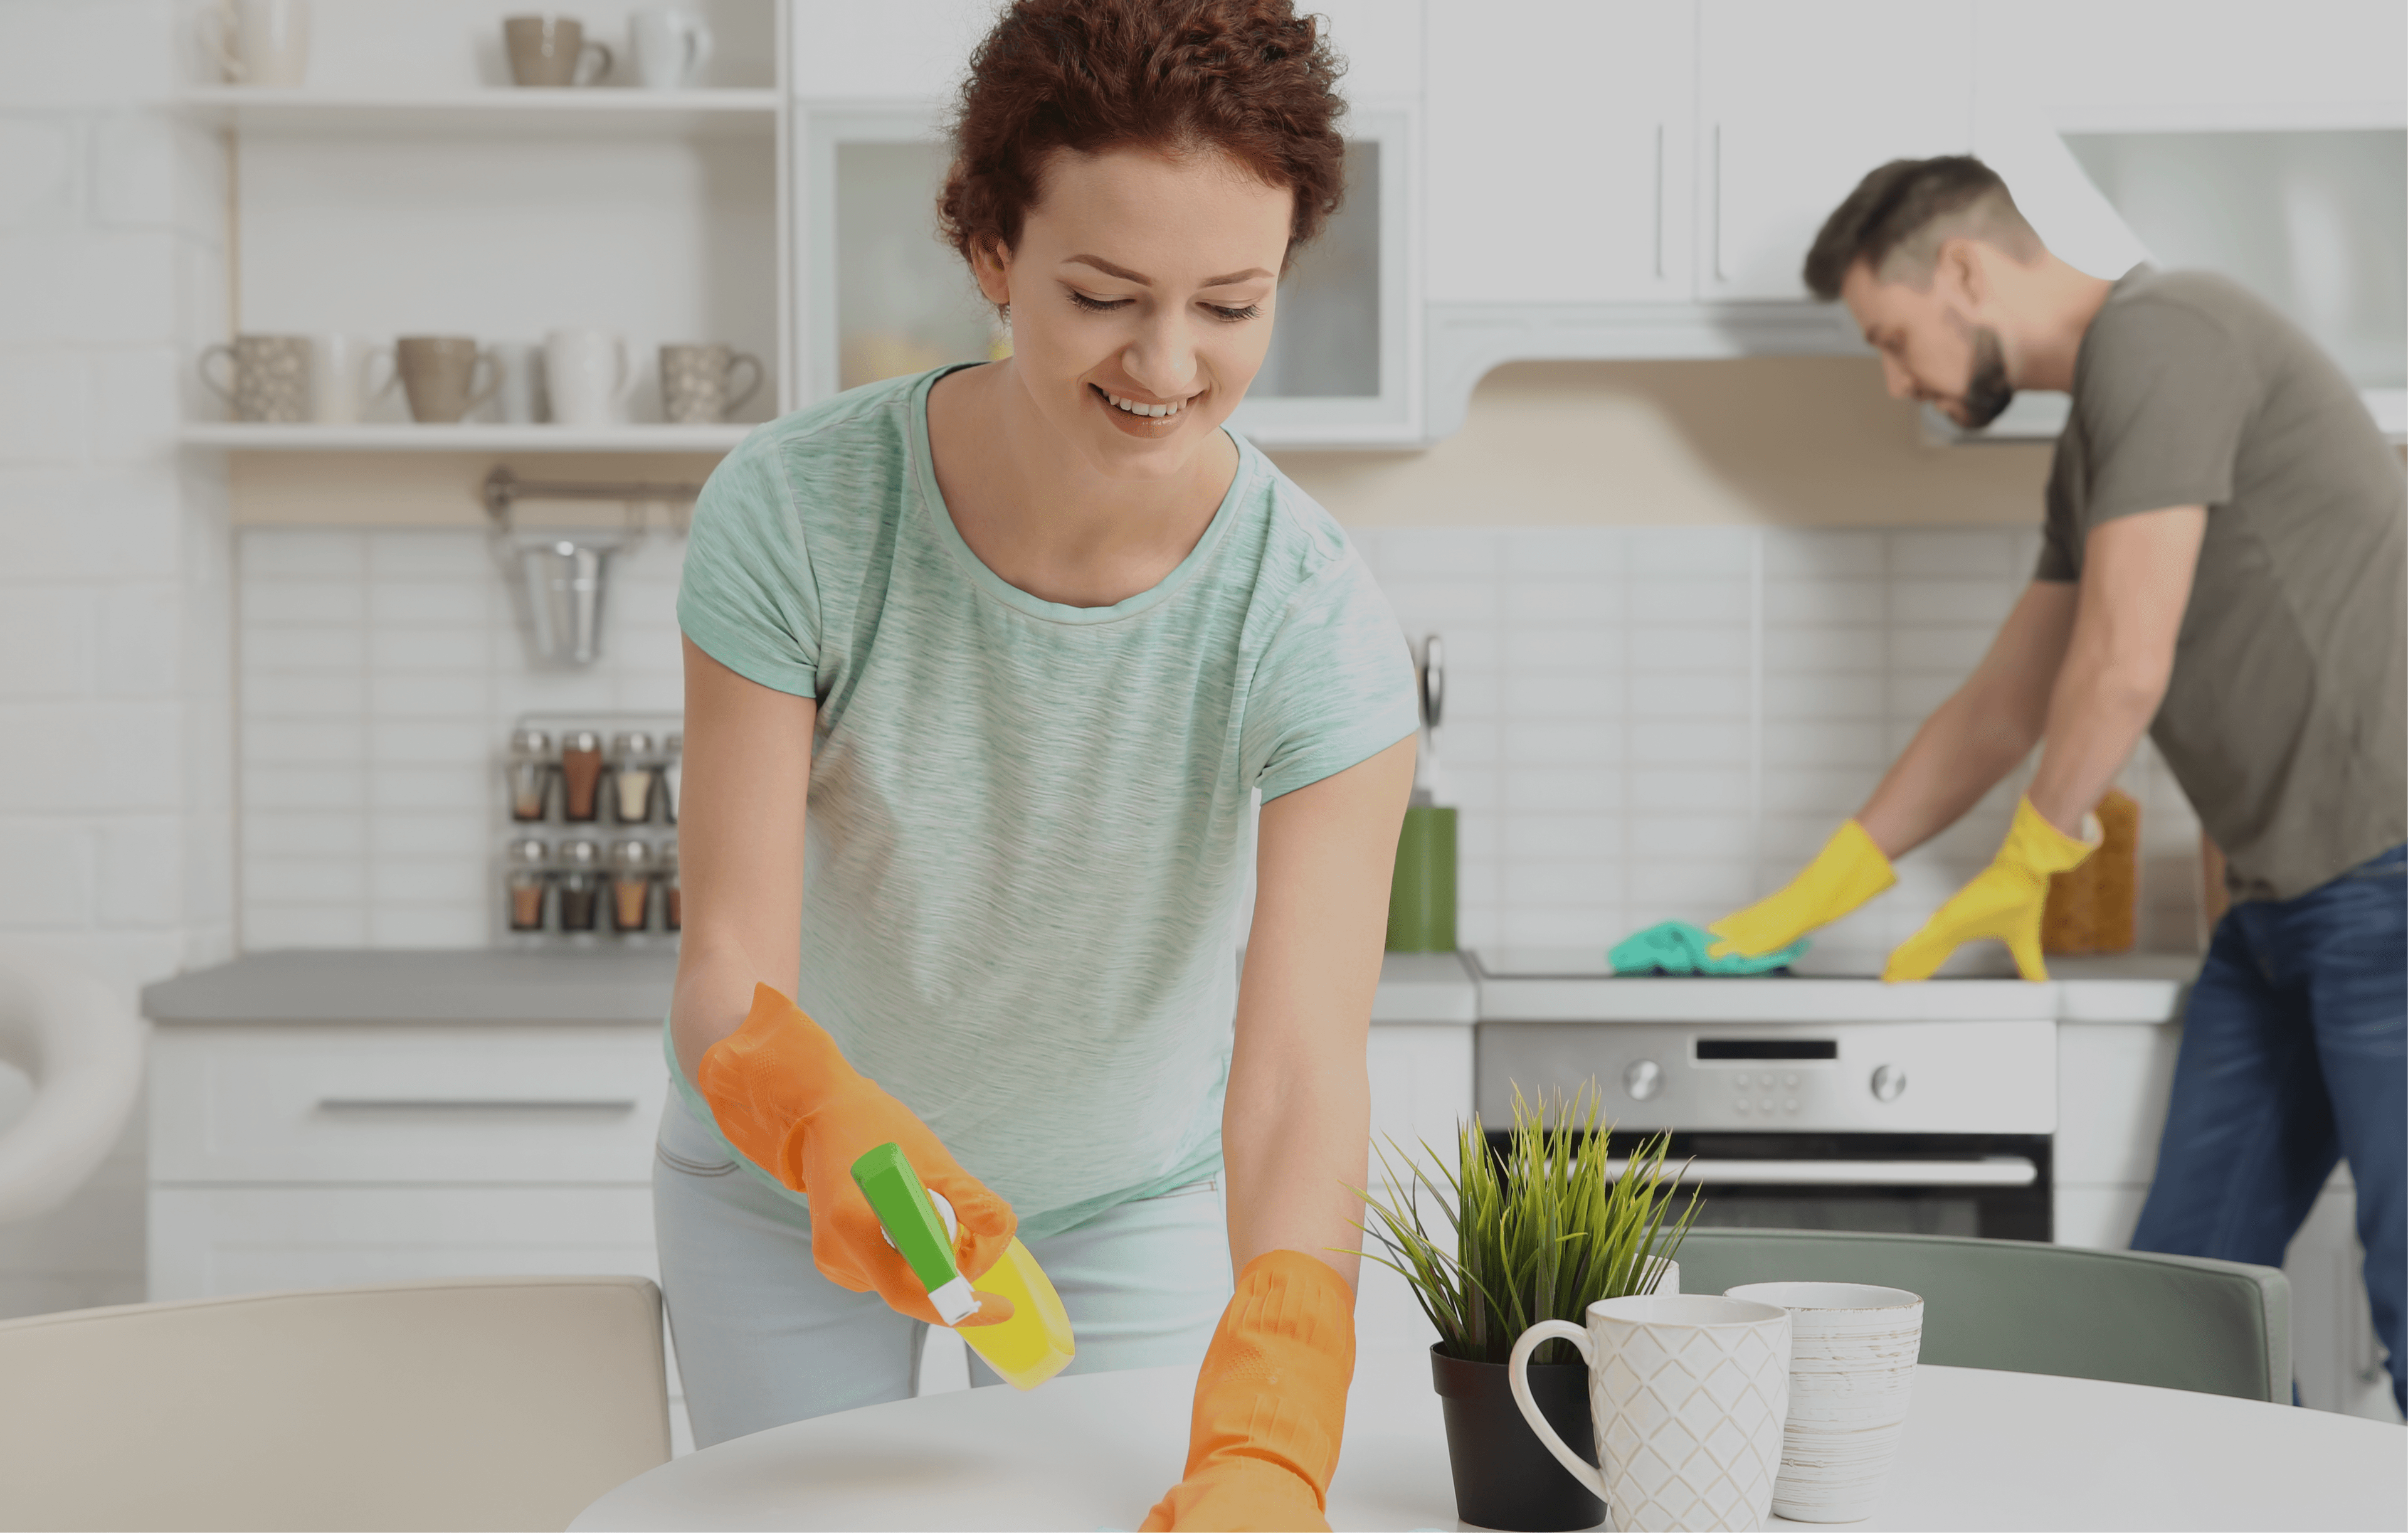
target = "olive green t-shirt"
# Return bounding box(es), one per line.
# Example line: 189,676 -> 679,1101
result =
2038,267 -> 2407,901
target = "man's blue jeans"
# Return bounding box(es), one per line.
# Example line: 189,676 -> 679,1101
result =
2131,843 -> 2405,1414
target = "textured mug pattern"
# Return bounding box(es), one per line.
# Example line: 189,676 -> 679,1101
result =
1593,1301 -> 1790,1532
1724,1283 -> 1923,1524
660,344 -> 763,423
199,336 -> 312,423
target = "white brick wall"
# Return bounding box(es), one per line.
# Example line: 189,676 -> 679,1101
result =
231,521 -> 2210,972
1356,524 -> 2207,972
238,528 -> 685,947
0,0 -> 232,1320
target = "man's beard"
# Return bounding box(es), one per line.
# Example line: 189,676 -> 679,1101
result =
1958,325 -> 2015,428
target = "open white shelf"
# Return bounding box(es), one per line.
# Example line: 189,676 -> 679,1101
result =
181,422 -> 756,452
172,87 -> 780,138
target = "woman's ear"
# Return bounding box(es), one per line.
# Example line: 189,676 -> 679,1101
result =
969,236 -> 1013,309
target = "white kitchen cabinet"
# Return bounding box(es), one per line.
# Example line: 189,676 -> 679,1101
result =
1425,0 -> 1696,304
1366,1024 -> 1476,1184
1698,0 -> 1975,299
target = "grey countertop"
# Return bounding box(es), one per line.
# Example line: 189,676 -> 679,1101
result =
140,947 -> 2189,1029
142,948 -> 1481,1027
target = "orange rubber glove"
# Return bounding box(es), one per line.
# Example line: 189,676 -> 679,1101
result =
1883,797 -> 2097,982
1709,818 -> 1898,958
695,983 -> 1015,1326
1141,1250 -> 1357,1533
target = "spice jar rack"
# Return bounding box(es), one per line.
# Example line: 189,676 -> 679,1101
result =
498,712 -> 682,948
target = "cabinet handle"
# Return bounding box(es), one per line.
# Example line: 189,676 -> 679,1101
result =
1652,123 -> 1666,280
1710,123 -> 1725,284
317,1098 -> 640,1113
1603,1157 -> 2037,1188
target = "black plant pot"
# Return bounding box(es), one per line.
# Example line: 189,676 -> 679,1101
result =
1429,1344 -> 1605,1532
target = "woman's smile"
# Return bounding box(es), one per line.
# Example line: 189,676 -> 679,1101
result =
1091,381 -> 1196,433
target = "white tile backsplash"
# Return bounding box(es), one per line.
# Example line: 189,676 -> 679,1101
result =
237,526 -> 687,948
233,522 -> 2209,970
1363,524 -> 2206,967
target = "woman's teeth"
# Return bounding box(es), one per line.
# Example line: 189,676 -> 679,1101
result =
1104,390 -> 1183,419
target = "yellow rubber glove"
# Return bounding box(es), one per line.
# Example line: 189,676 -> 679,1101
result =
1141,1250 -> 1356,1532
1709,819 -> 1898,957
696,984 -> 1015,1326
1883,797 -> 2097,982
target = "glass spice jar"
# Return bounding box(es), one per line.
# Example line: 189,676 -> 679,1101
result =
559,730 -> 605,823
504,837 -> 550,934
505,729 -> 554,822
611,731 -> 657,824
662,732 -> 682,824
659,842 -> 680,931
609,838 -> 653,932
556,838 -> 603,933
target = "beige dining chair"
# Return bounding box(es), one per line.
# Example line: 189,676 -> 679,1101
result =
0,1275 -> 671,1532
1674,1227 -> 2291,1403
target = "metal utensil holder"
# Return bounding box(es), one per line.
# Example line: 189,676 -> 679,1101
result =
484,467 -> 702,668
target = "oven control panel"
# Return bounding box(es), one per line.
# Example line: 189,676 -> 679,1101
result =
1477,1019 -> 2054,1135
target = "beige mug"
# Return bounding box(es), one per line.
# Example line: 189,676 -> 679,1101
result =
379,337 -> 503,425
504,16 -> 612,87
201,0 -> 311,87
659,343 -> 763,423
1726,1282 -> 1924,1524
199,335 -> 312,423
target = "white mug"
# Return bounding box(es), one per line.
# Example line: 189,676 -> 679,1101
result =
1512,1294 -> 1791,1532
310,333 -> 376,424
1725,1282 -> 1923,1524
483,341 -> 549,424
628,6 -> 713,90
544,328 -> 635,427
202,0 -> 310,87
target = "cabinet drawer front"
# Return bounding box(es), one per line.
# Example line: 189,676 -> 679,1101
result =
147,1184 -> 658,1302
151,1027 -> 669,1185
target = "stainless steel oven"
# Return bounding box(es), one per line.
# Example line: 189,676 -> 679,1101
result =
1471,952 -> 2057,1243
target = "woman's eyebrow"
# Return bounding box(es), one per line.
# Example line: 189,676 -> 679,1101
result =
1062,255 -> 1274,288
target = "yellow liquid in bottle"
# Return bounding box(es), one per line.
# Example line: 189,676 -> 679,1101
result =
959,1237 -> 1076,1390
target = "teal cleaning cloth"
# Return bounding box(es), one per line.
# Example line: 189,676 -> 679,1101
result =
1608,920 -> 1807,976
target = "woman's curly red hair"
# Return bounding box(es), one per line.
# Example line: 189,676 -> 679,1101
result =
937,0 -> 1349,275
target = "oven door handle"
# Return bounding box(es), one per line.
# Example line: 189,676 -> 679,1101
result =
1605,1157 -> 2039,1188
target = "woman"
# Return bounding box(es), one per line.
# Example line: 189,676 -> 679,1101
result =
653,1 -> 1416,1525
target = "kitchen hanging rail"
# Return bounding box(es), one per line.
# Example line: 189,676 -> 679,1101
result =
482,466 -> 705,534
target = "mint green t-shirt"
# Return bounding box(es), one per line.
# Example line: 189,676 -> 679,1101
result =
675,368 -> 1418,1238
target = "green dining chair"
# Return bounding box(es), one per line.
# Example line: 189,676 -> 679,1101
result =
1674,1228 -> 2291,1403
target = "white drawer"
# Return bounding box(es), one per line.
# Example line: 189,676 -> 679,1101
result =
150,1026 -> 668,1185
148,1184 -> 658,1302
1368,1025 -> 1474,1189
2056,1022 -> 2183,1184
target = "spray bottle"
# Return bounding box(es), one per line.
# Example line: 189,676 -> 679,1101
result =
850,1142 -> 1076,1391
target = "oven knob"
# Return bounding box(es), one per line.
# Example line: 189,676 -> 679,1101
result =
1622,1059 -> 1664,1101
1871,1064 -> 1908,1102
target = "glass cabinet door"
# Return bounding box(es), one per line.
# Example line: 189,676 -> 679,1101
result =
800,106 -> 1415,444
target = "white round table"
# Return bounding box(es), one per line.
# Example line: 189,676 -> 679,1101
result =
576,1346 -> 2405,1532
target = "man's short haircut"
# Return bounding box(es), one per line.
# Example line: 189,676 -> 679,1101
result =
1802,155 -> 2041,300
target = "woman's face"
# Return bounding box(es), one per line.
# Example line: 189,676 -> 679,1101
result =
973,144 -> 1292,482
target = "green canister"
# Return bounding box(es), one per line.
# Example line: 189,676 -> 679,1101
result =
1386,803 -> 1457,952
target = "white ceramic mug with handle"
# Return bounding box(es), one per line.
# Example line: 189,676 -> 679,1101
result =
1724,1282 -> 1923,1524
544,328 -> 635,427
1511,1294 -> 1791,1532
628,5 -> 713,89
201,0 -> 311,86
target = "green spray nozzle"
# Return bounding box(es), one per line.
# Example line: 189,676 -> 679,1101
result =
850,1142 -> 977,1323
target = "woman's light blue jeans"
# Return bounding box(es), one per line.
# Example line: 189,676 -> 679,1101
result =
652,1088 -> 1235,1448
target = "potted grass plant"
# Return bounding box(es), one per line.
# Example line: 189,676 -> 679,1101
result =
1356,1087 -> 1700,1533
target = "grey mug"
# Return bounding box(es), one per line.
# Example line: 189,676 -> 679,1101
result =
199,334 -> 312,423
505,15 -> 612,87
381,337 -> 504,425
660,343 -> 764,423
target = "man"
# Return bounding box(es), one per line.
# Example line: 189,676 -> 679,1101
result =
1707,155 -> 2404,1413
